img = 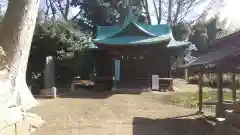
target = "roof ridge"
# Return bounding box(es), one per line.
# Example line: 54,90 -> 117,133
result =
110,21 -> 157,38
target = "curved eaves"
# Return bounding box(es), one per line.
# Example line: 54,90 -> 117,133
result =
110,21 -> 157,38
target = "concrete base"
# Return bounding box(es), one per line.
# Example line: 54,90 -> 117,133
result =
40,87 -> 57,98
0,108 -> 44,135
213,110 -> 240,135
214,122 -> 240,135
111,87 -> 151,92
111,87 -> 117,92
225,110 -> 240,127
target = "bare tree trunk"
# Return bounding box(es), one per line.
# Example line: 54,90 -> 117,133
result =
158,0 -> 162,24
143,0 -> 152,24
0,0 -> 40,110
173,0 -> 181,23
141,0 -> 152,24
167,0 -> 172,24
153,0 -> 162,24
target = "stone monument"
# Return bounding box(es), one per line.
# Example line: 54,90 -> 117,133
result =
44,56 -> 55,89
41,56 -> 57,97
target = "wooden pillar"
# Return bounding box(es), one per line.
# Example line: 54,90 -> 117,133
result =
197,69 -> 203,114
232,72 -> 237,102
216,71 -> 224,117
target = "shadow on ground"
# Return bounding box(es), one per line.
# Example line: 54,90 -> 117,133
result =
58,89 -> 142,99
132,116 -> 214,135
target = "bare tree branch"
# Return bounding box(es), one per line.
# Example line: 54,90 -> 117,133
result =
141,0 -> 152,24
167,0 -> 173,24
173,0 -> 183,23
161,0 -> 169,8
149,0 -> 219,24
153,0 -> 159,20
189,0 -> 216,24
49,0 -> 56,18
158,0 -> 162,24
65,0 -> 70,18
178,0 -> 196,21
57,0 -> 67,19
45,0 -> 50,19
71,8 -> 83,21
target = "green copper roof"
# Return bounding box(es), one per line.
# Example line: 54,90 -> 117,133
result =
94,22 -> 171,40
94,35 -> 171,45
92,12 -> 190,48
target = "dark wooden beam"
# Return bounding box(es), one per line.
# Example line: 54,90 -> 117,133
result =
197,69 -> 204,114
232,72 -> 237,102
216,71 -> 224,117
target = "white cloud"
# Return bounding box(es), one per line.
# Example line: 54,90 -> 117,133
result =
218,0 -> 240,31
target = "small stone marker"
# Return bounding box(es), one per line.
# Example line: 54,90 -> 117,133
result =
152,75 -> 159,90
52,87 -> 57,98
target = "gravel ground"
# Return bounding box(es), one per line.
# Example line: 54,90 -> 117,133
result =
30,90 -> 214,135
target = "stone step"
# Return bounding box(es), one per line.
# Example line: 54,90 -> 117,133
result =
25,113 -> 45,129
0,123 -> 16,135
233,102 -> 240,113
29,127 -> 37,134
16,118 -> 34,135
213,122 -> 240,135
0,110 -> 44,135
223,125 -> 240,135
27,117 -> 44,129
223,103 -> 240,113
225,110 -> 240,128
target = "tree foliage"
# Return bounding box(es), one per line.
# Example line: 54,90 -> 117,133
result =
43,0 -> 145,34
27,20 -> 90,87
189,15 -> 231,54
172,22 -> 191,41
189,21 -> 208,53
72,0 -> 118,33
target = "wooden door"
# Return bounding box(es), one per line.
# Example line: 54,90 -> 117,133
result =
120,57 -> 136,83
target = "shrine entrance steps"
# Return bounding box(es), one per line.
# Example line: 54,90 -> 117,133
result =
213,105 -> 240,135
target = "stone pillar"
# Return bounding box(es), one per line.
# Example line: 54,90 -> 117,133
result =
44,56 -> 55,89
41,56 -> 56,97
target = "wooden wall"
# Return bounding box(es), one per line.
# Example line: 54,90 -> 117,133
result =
95,50 -> 113,79
95,45 -> 172,88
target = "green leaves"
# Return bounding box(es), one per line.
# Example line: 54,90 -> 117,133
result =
172,22 -> 190,41
28,21 -> 90,76
27,21 -> 92,86
34,21 -> 88,55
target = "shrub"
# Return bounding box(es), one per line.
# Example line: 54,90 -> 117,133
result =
27,20 -> 90,89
